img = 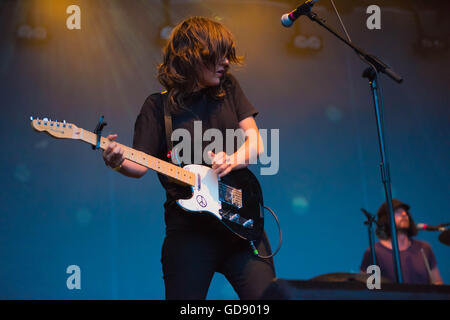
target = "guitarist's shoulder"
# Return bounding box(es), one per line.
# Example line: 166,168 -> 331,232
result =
140,90 -> 167,113
151,90 -> 167,98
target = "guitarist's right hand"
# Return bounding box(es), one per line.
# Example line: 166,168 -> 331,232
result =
102,134 -> 125,169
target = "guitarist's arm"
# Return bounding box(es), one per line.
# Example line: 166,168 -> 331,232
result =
103,134 -> 148,178
209,116 -> 264,178
233,116 -> 265,168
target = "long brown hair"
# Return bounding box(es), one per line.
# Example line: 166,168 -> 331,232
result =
157,16 -> 243,113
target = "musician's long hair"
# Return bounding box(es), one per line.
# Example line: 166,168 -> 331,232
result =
157,16 -> 243,114
375,199 -> 418,240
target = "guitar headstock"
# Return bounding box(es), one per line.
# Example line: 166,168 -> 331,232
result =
30,117 -> 81,139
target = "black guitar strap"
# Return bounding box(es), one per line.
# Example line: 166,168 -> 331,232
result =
162,92 -> 173,156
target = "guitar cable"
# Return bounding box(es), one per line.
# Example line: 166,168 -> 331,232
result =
249,205 -> 282,259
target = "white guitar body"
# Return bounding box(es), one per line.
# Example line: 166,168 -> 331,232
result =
176,164 -> 223,221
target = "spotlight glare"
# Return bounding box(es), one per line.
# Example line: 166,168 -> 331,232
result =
33,27 -> 47,40
289,34 -> 323,55
17,24 -> 33,39
159,25 -> 173,41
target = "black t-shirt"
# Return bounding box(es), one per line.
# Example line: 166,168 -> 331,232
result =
132,74 -> 258,232
360,239 -> 438,284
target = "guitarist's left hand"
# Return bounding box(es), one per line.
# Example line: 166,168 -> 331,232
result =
208,151 -> 236,178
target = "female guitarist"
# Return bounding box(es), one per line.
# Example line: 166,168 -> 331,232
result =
102,16 -> 275,300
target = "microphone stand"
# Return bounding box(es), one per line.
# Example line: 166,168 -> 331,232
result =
362,209 -> 377,267
305,10 -> 404,283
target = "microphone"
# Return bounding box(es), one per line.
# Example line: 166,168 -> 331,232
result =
281,0 -> 319,28
361,208 -> 378,226
361,208 -> 375,219
416,223 -> 448,232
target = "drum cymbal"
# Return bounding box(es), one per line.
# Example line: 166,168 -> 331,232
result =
310,272 -> 391,284
438,229 -> 450,246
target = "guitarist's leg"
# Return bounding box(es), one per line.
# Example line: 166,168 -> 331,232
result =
220,232 -> 276,300
161,231 -> 219,300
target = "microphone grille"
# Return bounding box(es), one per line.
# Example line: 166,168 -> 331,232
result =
281,13 -> 293,28
416,223 -> 426,230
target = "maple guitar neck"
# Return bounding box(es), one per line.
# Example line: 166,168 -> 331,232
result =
29,117 -> 196,186
80,128 -> 196,187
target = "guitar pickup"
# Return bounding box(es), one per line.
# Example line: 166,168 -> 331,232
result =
242,219 -> 254,229
219,183 -> 243,209
229,214 -> 240,222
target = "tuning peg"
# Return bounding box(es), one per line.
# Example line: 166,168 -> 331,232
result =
43,117 -> 48,121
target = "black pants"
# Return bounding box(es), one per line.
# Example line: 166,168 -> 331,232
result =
161,224 -> 276,300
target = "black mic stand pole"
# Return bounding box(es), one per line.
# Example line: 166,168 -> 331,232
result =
304,9 -> 404,283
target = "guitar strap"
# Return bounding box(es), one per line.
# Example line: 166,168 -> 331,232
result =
161,91 -> 173,157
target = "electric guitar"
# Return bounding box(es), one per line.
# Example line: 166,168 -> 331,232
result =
30,117 -> 265,241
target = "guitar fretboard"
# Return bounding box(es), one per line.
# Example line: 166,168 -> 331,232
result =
80,129 -> 196,186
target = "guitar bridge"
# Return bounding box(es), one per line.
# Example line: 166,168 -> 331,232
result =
219,182 -> 242,209
219,209 -> 253,229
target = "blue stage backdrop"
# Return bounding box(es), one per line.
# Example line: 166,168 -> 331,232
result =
0,0 -> 448,299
